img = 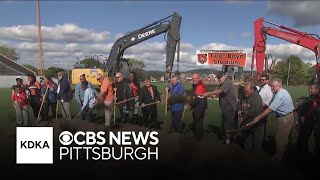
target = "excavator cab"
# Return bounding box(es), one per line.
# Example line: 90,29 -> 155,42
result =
222,65 -> 244,83
118,58 -> 130,78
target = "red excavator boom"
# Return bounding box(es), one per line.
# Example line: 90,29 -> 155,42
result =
252,17 -> 320,82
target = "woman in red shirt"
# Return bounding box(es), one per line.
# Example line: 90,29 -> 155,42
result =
128,72 -> 140,124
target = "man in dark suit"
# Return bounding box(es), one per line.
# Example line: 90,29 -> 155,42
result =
114,72 -> 132,123
139,77 -> 161,129
56,69 -> 73,120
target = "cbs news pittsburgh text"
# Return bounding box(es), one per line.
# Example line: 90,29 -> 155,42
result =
16,127 -> 159,164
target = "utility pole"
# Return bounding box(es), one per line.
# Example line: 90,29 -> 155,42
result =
36,0 -> 44,75
286,60 -> 291,86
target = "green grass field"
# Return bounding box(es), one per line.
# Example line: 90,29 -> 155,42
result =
0,83 -> 310,143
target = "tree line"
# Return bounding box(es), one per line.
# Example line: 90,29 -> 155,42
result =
270,55 -> 317,86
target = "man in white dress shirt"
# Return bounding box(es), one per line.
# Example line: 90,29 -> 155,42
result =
256,74 -> 273,145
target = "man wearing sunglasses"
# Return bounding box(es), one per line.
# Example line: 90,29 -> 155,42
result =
114,72 -> 132,124
256,74 -> 273,146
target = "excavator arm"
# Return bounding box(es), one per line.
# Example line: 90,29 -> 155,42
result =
252,17 -> 320,81
105,12 -> 182,78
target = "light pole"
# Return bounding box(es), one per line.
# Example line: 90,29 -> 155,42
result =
286,60 -> 291,86
265,53 -> 272,73
36,0 -> 44,75
67,64 -> 73,81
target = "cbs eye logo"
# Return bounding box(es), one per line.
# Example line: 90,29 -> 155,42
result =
59,131 -> 73,145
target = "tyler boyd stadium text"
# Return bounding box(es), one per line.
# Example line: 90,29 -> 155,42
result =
59,131 -> 159,161
213,60 -> 241,65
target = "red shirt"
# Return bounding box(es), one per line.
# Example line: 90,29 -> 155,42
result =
130,82 -> 138,97
12,91 -> 29,107
194,82 -> 206,95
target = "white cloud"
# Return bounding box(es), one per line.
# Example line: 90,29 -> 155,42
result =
3,23 -> 317,72
265,44 -> 315,62
267,1 -> 320,27
199,43 -> 246,51
16,42 -> 37,53
180,43 -> 194,51
0,24 -> 111,43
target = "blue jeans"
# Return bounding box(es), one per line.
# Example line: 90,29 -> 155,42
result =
81,106 -> 92,121
171,110 -> 183,131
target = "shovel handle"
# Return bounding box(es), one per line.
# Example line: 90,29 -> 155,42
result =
164,90 -> 168,125
114,96 -> 139,105
37,87 -> 49,120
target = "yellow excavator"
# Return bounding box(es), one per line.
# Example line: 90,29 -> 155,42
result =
71,56 -> 107,86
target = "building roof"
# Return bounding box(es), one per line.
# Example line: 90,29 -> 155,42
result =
0,54 -> 35,75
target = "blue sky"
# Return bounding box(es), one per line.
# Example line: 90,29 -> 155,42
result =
0,1 -> 319,71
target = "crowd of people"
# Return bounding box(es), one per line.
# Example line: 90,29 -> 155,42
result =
11,69 -> 320,162
11,69 -> 73,125
201,71 -> 320,162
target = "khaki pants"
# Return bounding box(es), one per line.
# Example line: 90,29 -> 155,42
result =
104,100 -> 113,126
13,103 -> 28,126
61,102 -> 72,120
275,112 -> 294,160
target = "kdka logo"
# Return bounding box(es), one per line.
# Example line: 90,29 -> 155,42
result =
16,127 -> 53,164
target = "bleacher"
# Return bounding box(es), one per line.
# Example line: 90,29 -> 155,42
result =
0,54 -> 35,75
0,63 -> 19,75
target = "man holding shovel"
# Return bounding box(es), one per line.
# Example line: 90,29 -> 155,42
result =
139,77 -> 161,129
236,81 -> 264,154
165,75 -> 185,133
114,72 -> 132,124
96,73 -> 114,126
189,73 -> 207,141
56,69 -> 73,120
80,81 -> 96,121
204,71 -> 237,144
245,78 -> 294,161
75,74 -> 98,112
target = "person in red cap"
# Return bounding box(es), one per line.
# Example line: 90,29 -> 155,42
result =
12,86 -> 29,126
189,73 -> 207,141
